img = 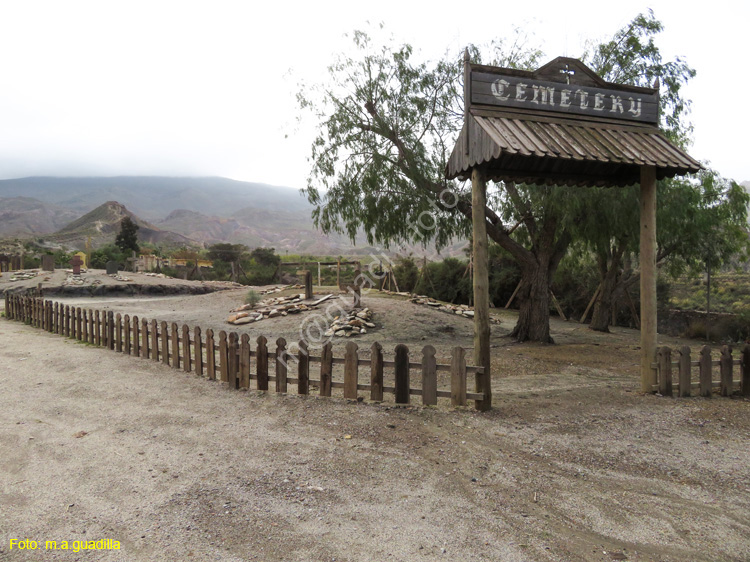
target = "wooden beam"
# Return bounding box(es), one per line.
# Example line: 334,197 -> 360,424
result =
640,165 -> 657,393
471,168 -> 491,411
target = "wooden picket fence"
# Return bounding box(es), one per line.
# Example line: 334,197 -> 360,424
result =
652,345 -> 750,397
4,294 -> 486,408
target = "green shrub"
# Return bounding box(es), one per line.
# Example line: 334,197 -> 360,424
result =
245,289 -> 261,307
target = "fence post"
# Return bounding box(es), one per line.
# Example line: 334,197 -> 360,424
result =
94,310 -> 100,345
65,305 -> 71,337
275,337 -> 288,394
297,340 -> 309,395
256,335 -> 268,391
87,309 -> 94,343
658,347 -> 673,397
219,331 -> 228,383
160,321 -> 169,364
228,332 -> 239,389
181,324 -> 191,372
451,346 -> 467,406
320,341 -> 332,397
720,345 -> 733,397
742,344 -> 750,397
3,292 -> 8,320
194,326 -> 203,376
114,313 -> 122,352
678,346 -> 691,397
80,309 -> 87,342
107,311 -> 115,350
132,315 -> 140,356
140,318 -> 149,359
699,346 -> 712,398
344,341 -> 358,400
151,320 -> 159,361
171,323 -> 180,370
206,329 -> 216,380
394,344 -> 410,404
239,334 -> 250,389
421,345 -> 437,406
123,315 -> 131,354
370,342 -> 383,402
76,307 -> 83,341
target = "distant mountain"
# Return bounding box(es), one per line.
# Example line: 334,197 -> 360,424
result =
0,176 -> 311,221
49,201 -> 194,249
0,197 -> 79,237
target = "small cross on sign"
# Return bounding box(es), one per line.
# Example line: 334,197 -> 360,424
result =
560,64 -> 575,84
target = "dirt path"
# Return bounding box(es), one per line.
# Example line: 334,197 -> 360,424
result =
1,294 -> 749,561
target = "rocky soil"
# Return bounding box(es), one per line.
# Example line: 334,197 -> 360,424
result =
1,283 -> 749,561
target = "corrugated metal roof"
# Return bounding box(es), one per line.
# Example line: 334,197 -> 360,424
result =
446,111 -> 702,187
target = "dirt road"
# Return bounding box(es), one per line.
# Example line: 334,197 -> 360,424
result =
1,292 -> 749,561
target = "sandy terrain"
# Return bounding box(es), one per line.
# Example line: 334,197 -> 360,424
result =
1,281 -> 749,561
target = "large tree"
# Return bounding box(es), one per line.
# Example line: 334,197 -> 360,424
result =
299,14 -> 701,342
115,216 -> 139,254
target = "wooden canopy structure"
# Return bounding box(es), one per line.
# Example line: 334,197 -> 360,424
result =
449,54 -> 701,410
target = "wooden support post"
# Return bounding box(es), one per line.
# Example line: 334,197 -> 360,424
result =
182,324 -> 191,372
394,344 -> 410,404
421,345 -> 437,406
471,167 -> 491,410
720,345 -> 733,397
206,329 -> 216,380
320,341 -> 332,397
194,326 -> 203,376
505,281 -> 522,309
171,323 -> 180,370
451,346 -> 467,407
640,165 -> 658,393
699,345 -> 712,397
678,346 -> 691,397
275,337 -> 287,394
344,341 -> 358,400
370,342 -> 384,402
297,340 -> 309,395
256,336 -> 268,390
657,347 -> 672,397
239,334 -> 250,389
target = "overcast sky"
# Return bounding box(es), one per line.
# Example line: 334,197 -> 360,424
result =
1,0 -> 747,187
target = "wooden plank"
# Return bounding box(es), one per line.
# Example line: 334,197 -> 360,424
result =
108,312 -> 116,351
194,326 -> 203,376
421,345 -> 438,406
657,347 -> 672,396
394,344 -> 410,404
451,346 -> 467,406
76,307 -> 83,341
171,323 -> 181,370
370,342 -> 384,402
81,309 -> 88,343
678,346 -> 691,398
88,309 -> 95,344
206,329 -> 216,380
160,321 -> 169,365
114,313 -> 122,351
743,344 -> 750,397
132,315 -> 139,357
141,318 -> 149,359
53,302 -> 59,334
297,340 -> 309,395
149,319 -> 158,360
182,324 -> 192,372
256,335 -> 268,391
720,345 -> 733,397
320,341 -> 332,397
275,337 -> 288,394
344,341 -> 358,400
218,331 -> 228,383
123,314 -> 130,354
699,346 -> 712,398
239,334 -> 251,389
95,310 -> 101,346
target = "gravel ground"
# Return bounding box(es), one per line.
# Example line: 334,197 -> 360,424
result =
1,284 -> 749,562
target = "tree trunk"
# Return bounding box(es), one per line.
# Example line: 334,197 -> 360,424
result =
509,261 -> 553,343
590,244 -> 625,332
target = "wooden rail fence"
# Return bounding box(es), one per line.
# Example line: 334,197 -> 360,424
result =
652,345 -> 750,398
4,294 -> 486,408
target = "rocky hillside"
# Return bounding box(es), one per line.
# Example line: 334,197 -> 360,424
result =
48,201 -> 194,249
0,197 -> 79,237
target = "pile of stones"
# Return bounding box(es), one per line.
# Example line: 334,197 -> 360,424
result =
409,296 -> 475,318
8,270 -> 39,281
227,293 -> 324,325
323,308 -> 375,338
